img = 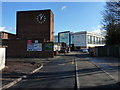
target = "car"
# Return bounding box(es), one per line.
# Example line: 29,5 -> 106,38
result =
59,49 -> 67,53
80,49 -> 89,53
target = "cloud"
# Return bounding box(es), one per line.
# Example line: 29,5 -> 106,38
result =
0,27 -> 8,32
61,6 -> 67,11
0,27 -> 16,34
91,25 -> 106,36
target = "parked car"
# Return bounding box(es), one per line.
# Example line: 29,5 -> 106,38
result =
80,49 -> 89,53
59,49 -> 67,53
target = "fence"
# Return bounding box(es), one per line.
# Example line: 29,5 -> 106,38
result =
0,47 -> 6,70
90,46 -> 120,57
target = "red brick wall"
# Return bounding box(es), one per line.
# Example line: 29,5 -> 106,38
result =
3,39 -> 54,58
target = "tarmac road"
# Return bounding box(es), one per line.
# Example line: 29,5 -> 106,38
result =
9,53 -> 76,89
6,52 -> 120,90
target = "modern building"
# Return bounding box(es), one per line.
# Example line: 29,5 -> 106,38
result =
73,31 -> 105,49
58,31 -> 71,46
54,31 -> 105,50
54,35 -> 58,43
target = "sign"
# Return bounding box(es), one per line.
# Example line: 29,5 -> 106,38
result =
27,40 -> 42,51
33,43 -> 42,51
27,40 -> 34,51
45,43 -> 53,51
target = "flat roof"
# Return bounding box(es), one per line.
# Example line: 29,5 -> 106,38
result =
0,31 -> 16,35
17,9 -> 53,13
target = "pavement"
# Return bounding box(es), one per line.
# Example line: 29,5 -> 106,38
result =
90,57 -> 119,82
0,52 -> 120,90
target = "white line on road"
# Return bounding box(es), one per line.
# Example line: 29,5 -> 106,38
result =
74,57 -> 80,90
1,63 -> 43,90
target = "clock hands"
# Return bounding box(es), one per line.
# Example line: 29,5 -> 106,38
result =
40,14 -> 44,20
37,13 -> 46,24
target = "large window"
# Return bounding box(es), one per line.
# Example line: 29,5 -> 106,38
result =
89,36 -> 92,44
93,36 -> 95,44
96,37 -> 98,44
88,35 -> 90,44
58,31 -> 70,46
71,34 -> 74,44
54,36 -> 58,43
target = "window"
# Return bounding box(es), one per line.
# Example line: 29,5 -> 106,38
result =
88,35 -> 91,44
90,36 -> 92,44
96,37 -> 98,44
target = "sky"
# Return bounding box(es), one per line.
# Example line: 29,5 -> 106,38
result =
1,1 -> 106,35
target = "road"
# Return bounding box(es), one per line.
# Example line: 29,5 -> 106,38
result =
7,52 -> 120,90
9,53 -> 76,90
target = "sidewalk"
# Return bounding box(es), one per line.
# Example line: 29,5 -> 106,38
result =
90,57 -> 119,83
75,54 -> 120,89
0,58 -> 43,89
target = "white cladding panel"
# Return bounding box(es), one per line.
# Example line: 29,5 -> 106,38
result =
0,48 -> 6,70
73,34 -> 86,46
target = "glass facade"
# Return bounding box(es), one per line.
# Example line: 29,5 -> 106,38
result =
71,34 -> 74,44
58,31 -> 70,46
54,32 -> 105,47
54,36 -> 58,43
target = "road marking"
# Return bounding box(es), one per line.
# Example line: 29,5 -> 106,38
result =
68,61 -> 75,64
58,60 -> 75,66
1,63 -> 43,89
30,64 -> 43,74
74,58 -> 80,90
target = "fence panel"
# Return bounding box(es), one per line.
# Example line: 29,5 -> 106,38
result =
98,47 -> 107,57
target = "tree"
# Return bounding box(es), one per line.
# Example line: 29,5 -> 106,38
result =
102,0 -> 120,46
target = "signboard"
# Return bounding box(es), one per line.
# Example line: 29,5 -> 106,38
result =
27,40 -> 42,51
45,43 -> 53,51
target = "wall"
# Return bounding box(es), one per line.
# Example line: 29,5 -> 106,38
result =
90,46 -> 120,57
3,39 -> 54,58
0,47 -> 5,70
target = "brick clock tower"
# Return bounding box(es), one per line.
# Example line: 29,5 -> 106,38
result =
4,10 -> 54,58
17,9 -> 54,42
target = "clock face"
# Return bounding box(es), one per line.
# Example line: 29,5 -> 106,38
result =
36,13 -> 47,24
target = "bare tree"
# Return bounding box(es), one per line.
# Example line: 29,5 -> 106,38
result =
102,0 -> 120,46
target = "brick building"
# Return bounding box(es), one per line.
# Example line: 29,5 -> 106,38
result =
2,9 -> 54,58
0,31 -> 16,40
